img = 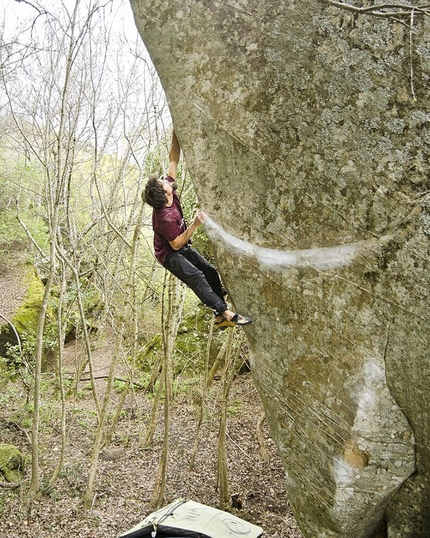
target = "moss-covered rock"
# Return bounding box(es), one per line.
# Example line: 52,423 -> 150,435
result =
12,270 -> 44,335
0,443 -> 24,482
3,269 -> 57,371
0,268 -> 42,359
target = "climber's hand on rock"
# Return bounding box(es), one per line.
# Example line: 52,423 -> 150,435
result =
193,211 -> 207,227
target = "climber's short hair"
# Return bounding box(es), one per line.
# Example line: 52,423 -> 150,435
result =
143,173 -> 167,208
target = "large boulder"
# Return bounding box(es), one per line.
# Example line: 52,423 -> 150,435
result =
130,1 -> 430,536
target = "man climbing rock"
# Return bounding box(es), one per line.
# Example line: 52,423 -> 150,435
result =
143,130 -> 252,329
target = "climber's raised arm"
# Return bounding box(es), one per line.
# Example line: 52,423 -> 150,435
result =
167,130 -> 180,180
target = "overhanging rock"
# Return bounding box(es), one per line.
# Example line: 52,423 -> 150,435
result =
129,1 -> 430,536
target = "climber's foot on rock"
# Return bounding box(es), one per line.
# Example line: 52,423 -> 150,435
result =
215,310 -> 252,329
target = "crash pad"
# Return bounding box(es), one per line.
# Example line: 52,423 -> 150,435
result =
118,498 -> 263,538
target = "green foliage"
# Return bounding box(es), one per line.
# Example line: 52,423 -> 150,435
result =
0,149 -> 49,267
190,229 -> 217,266
113,378 -> 127,393
0,212 -> 28,273
135,299 -> 226,390
3,338 -> 34,379
2,270 -> 60,375
136,333 -> 162,370
0,354 -> 20,384
0,377 -> 32,429
228,399 -> 245,416
0,211 -> 27,245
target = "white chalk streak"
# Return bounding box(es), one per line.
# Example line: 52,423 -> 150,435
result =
204,216 -> 360,271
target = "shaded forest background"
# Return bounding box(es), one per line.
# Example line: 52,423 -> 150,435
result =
0,1 -> 302,536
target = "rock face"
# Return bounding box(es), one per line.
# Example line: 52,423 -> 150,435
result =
130,1 -> 430,536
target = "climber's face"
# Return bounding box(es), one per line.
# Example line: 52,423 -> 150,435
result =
159,177 -> 173,196
159,176 -> 177,195
159,179 -> 173,196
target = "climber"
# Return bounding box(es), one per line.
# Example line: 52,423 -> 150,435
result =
143,130 -> 252,329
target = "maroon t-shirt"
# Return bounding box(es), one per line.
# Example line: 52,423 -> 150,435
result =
152,176 -> 188,265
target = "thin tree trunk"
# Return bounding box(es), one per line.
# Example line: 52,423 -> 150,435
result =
207,338 -> 229,388
149,345 -> 171,510
83,345 -> 120,510
146,352 -> 162,393
143,371 -> 164,448
47,261 -> 68,489
58,251 -> 101,418
142,271 -> 169,448
217,331 -> 244,510
105,375 -> 130,445
84,199 -> 146,509
28,0 -> 81,496
149,274 -> 185,509
29,248 -> 57,498
189,316 -> 215,471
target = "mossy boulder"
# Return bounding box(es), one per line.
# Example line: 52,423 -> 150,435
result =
0,269 -> 44,359
0,443 -> 24,483
12,270 -> 44,335
2,269 -> 57,370
131,1 -> 429,535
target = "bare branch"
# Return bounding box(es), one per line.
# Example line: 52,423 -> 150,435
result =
0,480 -> 26,489
0,314 -> 22,353
322,0 -> 430,17
13,0 -> 45,16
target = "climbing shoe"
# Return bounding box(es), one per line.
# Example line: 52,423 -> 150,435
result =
215,313 -> 252,330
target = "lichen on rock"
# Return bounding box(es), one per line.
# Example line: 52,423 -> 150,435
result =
12,269 -> 44,336
130,1 -> 430,535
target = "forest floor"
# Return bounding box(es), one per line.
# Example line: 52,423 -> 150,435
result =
1,373 -> 304,538
0,261 -> 304,538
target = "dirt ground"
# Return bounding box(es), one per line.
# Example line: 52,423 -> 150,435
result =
0,256 -> 28,321
0,371 -> 303,538
0,261 -> 304,538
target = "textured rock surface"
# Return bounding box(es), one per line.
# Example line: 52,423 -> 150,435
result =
130,1 -> 430,536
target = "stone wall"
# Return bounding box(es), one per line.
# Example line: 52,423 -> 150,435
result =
130,1 -> 430,536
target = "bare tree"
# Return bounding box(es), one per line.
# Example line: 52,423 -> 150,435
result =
149,272 -> 186,510
1,0 -> 170,501
25,0 -> 85,498
189,316 -> 215,471
217,330 -> 245,510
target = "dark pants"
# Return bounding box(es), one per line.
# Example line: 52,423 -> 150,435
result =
163,246 -> 227,315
